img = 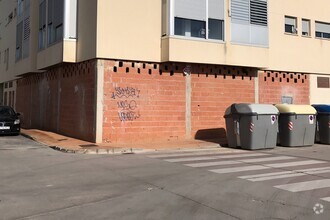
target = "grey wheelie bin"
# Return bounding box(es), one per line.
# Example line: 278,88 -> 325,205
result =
312,104 -> 330,144
275,104 -> 317,147
224,104 -> 279,150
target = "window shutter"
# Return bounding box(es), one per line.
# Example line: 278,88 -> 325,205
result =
175,0 -> 206,21
208,0 -> 224,20
231,0 -> 249,22
302,20 -> 309,33
250,0 -> 267,26
16,22 -> 23,47
285,17 -> 295,26
16,22 -> 23,59
315,22 -> 330,33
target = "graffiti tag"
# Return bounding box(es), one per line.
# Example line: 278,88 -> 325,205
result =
112,87 -> 140,99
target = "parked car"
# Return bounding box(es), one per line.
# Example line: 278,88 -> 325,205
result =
0,106 -> 21,135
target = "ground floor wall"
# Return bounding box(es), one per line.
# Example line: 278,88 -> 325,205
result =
16,60 -> 96,142
310,74 -> 330,104
15,59 -> 312,144
259,71 -> 310,104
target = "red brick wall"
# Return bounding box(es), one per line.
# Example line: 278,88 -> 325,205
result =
191,66 -> 256,139
16,60 -> 96,142
16,60 -> 311,144
259,71 -> 310,104
103,60 -> 186,143
103,61 -> 257,143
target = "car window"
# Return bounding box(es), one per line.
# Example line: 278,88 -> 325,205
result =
0,107 -> 16,116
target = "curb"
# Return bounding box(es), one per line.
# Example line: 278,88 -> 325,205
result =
49,146 -> 141,155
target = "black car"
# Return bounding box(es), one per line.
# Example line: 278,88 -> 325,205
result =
0,106 -> 21,135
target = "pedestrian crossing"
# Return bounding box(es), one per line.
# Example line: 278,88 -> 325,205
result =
146,149 -> 330,203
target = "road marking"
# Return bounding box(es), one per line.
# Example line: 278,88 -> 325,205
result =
164,153 -> 268,162
321,197 -> 330,202
266,160 -> 326,168
210,165 -> 269,174
238,156 -> 295,163
247,173 -> 306,182
185,160 -> 242,168
239,166 -> 330,180
185,156 -> 296,168
275,179 -> 330,192
147,149 -> 243,158
210,160 -> 326,174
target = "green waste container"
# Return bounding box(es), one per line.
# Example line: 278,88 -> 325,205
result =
224,104 -> 279,150
276,104 -> 316,147
312,104 -> 330,144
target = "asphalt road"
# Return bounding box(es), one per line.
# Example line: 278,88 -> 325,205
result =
0,135 -> 330,220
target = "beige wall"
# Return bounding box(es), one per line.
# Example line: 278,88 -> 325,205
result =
0,0 -> 18,82
76,0 -> 97,62
310,75 -> 330,104
162,37 -> 269,68
96,0 -> 162,62
268,0 -> 330,74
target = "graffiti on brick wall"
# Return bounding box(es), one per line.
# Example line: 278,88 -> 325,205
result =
112,87 -> 141,122
111,87 -> 140,99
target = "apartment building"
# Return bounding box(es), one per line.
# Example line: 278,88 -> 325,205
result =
0,0 -> 329,144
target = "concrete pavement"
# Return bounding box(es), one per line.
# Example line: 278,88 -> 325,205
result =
1,135 -> 330,219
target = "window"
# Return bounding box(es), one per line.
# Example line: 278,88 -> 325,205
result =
173,0 -> 224,40
16,22 -> 23,61
162,0 -> 168,36
38,0 -> 46,49
315,21 -> 330,39
16,0 -> 31,60
302,19 -> 310,36
47,0 -> 64,45
17,0 -> 24,17
285,16 -> 297,34
231,0 -> 268,46
317,77 -> 330,88
4,49 -> 9,71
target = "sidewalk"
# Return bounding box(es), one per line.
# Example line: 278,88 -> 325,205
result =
21,129 -> 227,155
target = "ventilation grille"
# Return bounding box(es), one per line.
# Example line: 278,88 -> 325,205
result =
231,0 -> 249,22
23,17 -> 30,41
250,0 -> 268,26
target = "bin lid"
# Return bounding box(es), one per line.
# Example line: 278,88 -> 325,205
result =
275,104 -> 316,114
225,103 -> 279,116
312,104 -> 330,113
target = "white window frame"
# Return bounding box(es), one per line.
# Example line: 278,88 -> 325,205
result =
302,19 -> 310,37
315,21 -> 330,39
285,16 -> 297,34
168,0 -> 225,41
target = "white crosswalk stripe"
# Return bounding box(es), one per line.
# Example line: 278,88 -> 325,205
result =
275,179 -> 330,192
147,149 -> 243,158
186,160 -> 242,168
164,153 -> 268,162
210,160 -> 326,174
239,166 -> 330,182
187,156 -> 296,168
